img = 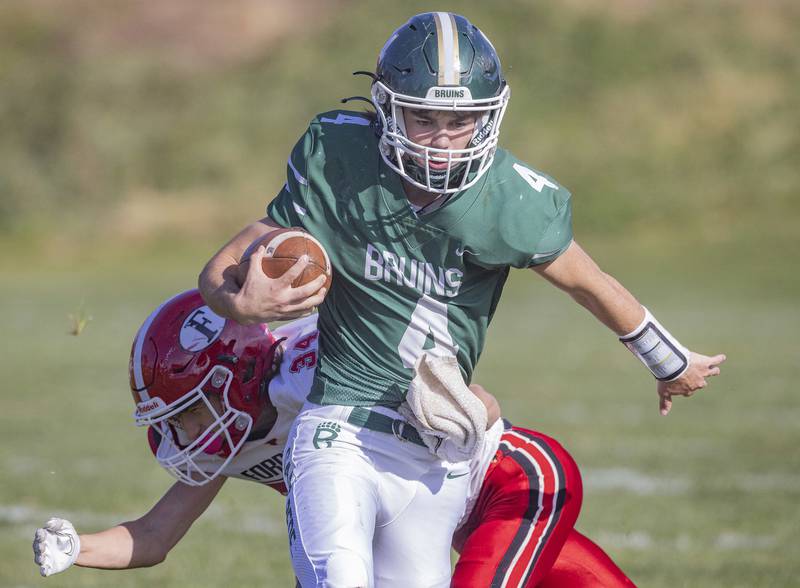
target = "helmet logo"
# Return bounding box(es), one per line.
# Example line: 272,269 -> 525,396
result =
470,118 -> 495,147
425,87 -> 472,100
137,396 -> 167,416
180,306 -> 225,352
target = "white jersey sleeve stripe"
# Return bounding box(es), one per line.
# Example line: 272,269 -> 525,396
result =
288,156 -> 308,186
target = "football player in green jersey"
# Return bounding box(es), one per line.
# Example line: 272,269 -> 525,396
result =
199,11 -> 725,587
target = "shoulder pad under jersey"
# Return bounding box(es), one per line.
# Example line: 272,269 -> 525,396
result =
477,149 -> 573,268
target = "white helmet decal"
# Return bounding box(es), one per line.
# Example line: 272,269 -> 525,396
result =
179,306 -> 225,352
135,396 -> 167,417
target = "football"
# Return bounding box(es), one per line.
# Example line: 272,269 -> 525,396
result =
237,228 -> 332,290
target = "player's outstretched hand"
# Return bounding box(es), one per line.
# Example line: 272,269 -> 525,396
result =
232,246 -> 327,324
657,352 -> 726,416
33,517 -> 81,577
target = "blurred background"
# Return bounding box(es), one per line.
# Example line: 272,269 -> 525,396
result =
1,0 -> 798,585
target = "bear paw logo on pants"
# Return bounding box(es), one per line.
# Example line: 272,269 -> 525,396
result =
312,421 -> 341,449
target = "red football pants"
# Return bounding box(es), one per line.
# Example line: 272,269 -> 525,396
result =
539,530 -> 637,587
452,426 -> 582,587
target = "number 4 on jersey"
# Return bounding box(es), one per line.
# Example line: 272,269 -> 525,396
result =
513,163 -> 558,193
397,295 -> 459,369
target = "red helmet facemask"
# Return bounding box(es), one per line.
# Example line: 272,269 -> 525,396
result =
129,290 -> 278,486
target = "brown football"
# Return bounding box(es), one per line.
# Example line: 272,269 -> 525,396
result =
237,228 -> 332,291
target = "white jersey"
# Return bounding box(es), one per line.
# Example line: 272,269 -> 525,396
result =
148,313 -> 503,507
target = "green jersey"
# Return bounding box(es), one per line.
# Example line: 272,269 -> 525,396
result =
267,110 -> 572,408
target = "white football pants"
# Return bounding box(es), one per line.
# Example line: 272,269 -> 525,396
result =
284,403 -> 470,588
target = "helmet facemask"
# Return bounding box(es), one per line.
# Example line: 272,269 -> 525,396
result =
134,365 -> 253,486
372,80 -> 510,194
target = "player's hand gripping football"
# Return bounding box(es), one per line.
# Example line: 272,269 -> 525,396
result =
657,351 -> 727,415
232,245 -> 327,324
33,517 -> 81,577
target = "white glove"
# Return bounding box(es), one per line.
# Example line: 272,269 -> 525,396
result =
33,517 -> 81,577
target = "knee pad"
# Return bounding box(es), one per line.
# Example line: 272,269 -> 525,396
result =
322,551 -> 371,588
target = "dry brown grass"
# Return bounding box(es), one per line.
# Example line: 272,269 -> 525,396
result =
12,0 -> 343,72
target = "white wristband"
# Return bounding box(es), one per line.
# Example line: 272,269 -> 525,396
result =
620,308 -> 689,381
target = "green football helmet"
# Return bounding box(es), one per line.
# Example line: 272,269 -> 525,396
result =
371,12 -> 510,194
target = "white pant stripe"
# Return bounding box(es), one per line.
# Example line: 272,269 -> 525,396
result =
284,422 -> 320,587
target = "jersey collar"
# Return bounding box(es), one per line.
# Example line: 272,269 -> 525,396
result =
377,158 -> 489,251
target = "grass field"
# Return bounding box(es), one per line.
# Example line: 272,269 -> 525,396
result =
1,0 -> 799,585
1,231 -> 798,587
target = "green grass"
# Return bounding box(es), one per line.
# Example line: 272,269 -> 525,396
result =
1,0 -> 799,585
1,233 -> 798,586
476,241 -> 800,587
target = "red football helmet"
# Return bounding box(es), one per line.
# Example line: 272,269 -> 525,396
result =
129,289 -> 278,486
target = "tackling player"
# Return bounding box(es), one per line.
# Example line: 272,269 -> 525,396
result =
33,291 -> 634,586
198,11 -> 724,586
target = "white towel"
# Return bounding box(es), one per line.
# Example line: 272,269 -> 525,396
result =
398,354 -> 487,462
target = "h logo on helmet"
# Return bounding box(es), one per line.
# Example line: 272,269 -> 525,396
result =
179,306 -> 225,352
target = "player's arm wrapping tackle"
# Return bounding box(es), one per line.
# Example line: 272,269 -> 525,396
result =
33,478 -> 225,576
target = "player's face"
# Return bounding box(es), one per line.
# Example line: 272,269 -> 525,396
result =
403,109 -> 479,169
168,394 -> 224,445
